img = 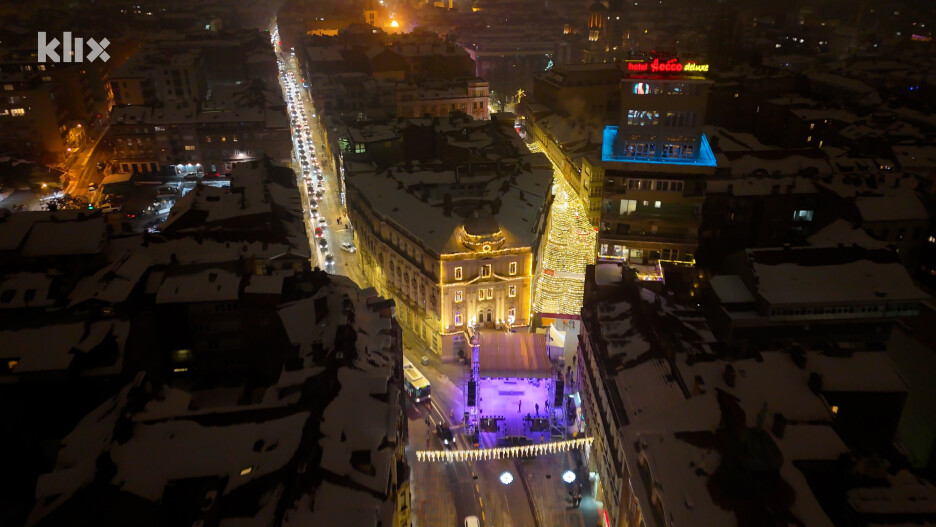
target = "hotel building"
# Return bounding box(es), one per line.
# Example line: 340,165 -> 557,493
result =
597,56 -> 716,279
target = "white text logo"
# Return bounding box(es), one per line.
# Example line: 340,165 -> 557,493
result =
38,32 -> 110,63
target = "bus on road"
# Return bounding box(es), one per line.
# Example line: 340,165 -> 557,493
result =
403,357 -> 431,403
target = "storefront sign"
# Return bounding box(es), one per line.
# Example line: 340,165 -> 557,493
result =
626,58 -> 709,73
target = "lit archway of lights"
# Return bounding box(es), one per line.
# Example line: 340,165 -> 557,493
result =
415,437 -> 593,463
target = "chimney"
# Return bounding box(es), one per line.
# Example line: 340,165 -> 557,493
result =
808,372 -> 823,394
723,364 -> 736,388
790,345 -> 806,368
772,413 -> 787,438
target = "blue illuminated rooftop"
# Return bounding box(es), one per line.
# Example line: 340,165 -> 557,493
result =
601,126 -> 718,167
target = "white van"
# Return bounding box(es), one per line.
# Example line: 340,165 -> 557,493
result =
464,516 -> 481,527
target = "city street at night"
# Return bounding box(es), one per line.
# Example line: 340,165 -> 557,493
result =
3,2 -> 935,527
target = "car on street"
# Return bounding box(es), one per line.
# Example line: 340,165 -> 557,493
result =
464,517 -> 481,527
420,355 -> 430,366
96,162 -> 106,172
340,242 -> 356,253
324,253 -> 334,269
318,238 -> 328,249
318,218 -> 326,229
309,208 -> 318,218
88,182 -> 98,192
314,227 -> 323,238
314,189 -> 323,199
436,423 -> 455,448
156,186 -> 179,198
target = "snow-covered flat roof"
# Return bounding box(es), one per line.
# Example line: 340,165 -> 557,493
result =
708,275 -> 755,304
614,358 -> 686,422
677,352 -> 831,422
751,260 -> 927,305
777,424 -> 849,461
808,352 -> 907,392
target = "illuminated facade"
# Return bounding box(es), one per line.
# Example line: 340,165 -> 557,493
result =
598,62 -> 716,279
583,0 -> 629,64
347,158 -> 551,361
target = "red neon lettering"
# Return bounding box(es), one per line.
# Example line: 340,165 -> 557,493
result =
627,62 -> 648,71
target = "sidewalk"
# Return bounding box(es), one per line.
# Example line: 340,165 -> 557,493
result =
516,450 -> 601,527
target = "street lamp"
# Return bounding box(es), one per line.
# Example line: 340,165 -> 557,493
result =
499,471 -> 514,485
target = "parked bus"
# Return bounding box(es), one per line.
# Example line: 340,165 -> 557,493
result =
403,357 -> 431,403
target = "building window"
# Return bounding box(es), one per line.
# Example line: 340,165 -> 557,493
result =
486,287 -> 494,299
455,311 -> 463,326
508,261 -> 517,275
205,136 -> 212,142
454,267 -> 463,280
455,290 -> 463,303
184,145 -> 195,151
9,108 -> 25,116
508,285 -> 517,297
507,306 -> 516,322
654,201 -> 661,208
478,289 -> 485,301
482,264 -> 491,277
792,209 -> 814,222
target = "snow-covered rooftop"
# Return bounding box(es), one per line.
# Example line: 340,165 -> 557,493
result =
0,319 -> 129,373
110,411 -> 308,501
807,219 -> 890,250
20,216 -> 107,257
69,251 -> 151,306
155,268 -> 242,304
706,175 -> 816,196
855,194 -> 928,222
751,259 -> 927,305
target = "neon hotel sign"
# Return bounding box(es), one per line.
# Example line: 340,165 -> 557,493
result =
626,58 -> 709,73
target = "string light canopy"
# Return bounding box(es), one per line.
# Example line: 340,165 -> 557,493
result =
528,141 -> 596,315
415,437 -> 594,463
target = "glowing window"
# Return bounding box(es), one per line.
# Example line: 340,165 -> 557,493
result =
455,290 -> 463,303
455,311 -> 463,326
454,267 -> 463,280
508,285 -> 517,297
482,264 -> 491,277
509,261 -> 517,275
486,287 -> 494,299
478,289 -> 485,301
